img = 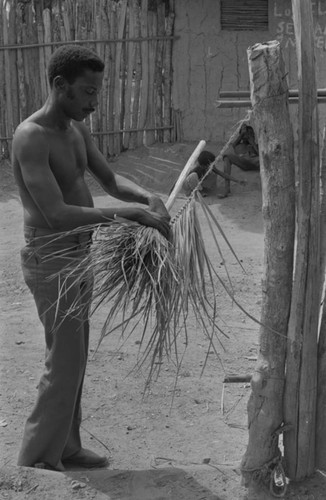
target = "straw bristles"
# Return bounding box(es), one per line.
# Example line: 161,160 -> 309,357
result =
42,192 -> 241,386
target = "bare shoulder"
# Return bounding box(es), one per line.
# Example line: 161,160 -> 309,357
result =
13,119 -> 48,159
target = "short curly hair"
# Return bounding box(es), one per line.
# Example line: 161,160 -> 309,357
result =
48,45 -> 105,86
197,151 -> 216,167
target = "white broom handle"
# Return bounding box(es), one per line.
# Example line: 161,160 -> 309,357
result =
165,140 -> 206,211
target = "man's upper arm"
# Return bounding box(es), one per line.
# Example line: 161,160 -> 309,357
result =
78,123 -> 116,192
77,123 -> 152,206
13,124 -> 65,224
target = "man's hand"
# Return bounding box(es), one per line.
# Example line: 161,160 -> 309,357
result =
136,208 -> 171,240
148,195 -> 170,220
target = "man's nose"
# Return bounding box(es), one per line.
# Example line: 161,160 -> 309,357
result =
90,95 -> 99,108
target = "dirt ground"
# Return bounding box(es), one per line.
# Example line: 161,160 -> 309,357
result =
1,142 -> 325,500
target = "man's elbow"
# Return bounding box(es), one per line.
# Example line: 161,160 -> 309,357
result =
45,205 -> 70,230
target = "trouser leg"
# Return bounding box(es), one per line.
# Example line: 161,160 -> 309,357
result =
62,279 -> 92,460
18,247 -> 93,469
222,157 -> 232,197
224,152 -> 260,172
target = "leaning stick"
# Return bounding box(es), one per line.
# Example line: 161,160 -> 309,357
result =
165,139 -> 206,211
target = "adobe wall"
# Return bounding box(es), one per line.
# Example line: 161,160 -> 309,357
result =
172,0 -> 326,144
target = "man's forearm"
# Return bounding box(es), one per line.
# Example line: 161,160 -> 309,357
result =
213,166 -> 244,184
37,202 -> 144,231
110,174 -> 155,205
105,173 -> 169,218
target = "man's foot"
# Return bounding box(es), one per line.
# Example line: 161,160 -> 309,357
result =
62,448 -> 109,469
33,461 -> 65,471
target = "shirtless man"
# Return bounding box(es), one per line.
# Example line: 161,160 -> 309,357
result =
221,123 -> 260,198
12,45 -> 170,471
181,150 -> 245,197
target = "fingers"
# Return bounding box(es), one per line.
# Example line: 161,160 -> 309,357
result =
153,215 -> 171,240
148,196 -> 171,220
159,222 -> 171,240
139,209 -> 171,239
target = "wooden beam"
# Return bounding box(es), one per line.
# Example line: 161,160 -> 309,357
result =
216,97 -> 326,108
0,36 -> 178,51
316,127 -> 326,469
284,0 -> 320,480
241,40 -> 295,495
219,89 -> 326,98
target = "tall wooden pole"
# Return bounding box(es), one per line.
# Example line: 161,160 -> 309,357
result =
283,0 -> 320,480
241,40 -> 295,494
316,127 -> 326,469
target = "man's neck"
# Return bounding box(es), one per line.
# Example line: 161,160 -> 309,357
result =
41,97 -> 72,131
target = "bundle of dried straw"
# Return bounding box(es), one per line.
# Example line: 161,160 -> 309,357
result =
46,119 -> 250,384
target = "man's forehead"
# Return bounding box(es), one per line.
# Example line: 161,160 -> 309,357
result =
73,69 -> 103,87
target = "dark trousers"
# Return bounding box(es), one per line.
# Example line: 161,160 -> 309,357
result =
17,226 -> 93,470
222,152 -> 260,196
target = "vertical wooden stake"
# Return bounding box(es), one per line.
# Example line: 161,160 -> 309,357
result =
315,126 -> 326,469
123,0 -> 137,150
163,10 -> 174,143
113,0 -> 127,154
130,1 -> 141,149
137,0 -> 149,147
241,40 -> 295,493
284,0 -> 320,480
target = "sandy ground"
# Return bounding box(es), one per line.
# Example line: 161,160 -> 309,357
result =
0,142 -> 325,500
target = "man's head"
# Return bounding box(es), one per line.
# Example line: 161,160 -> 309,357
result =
239,123 -> 256,142
48,45 -> 104,87
48,45 -> 105,121
197,151 -> 216,167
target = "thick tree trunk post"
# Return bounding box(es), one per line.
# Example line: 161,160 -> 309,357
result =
241,41 -> 295,495
283,0 -> 320,480
315,126 -> 326,470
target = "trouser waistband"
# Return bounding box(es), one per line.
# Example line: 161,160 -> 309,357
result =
23,225 -> 93,244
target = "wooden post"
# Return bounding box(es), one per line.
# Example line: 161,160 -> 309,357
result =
130,1 -> 141,149
113,0 -> 127,155
315,126 -> 326,470
0,2 -> 9,157
137,0 -> 149,147
283,0 -> 320,480
317,306 -> 326,469
163,10 -> 174,143
123,0 -> 137,150
146,10 -> 157,146
241,40 -> 295,495
155,3 -> 165,143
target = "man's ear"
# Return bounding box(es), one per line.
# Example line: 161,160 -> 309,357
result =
53,75 -> 66,90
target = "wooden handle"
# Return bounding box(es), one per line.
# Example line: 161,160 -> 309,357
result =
165,140 -> 206,211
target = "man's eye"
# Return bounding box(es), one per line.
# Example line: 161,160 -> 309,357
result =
86,89 -> 96,95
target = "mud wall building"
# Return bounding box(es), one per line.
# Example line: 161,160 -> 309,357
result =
172,0 -> 326,144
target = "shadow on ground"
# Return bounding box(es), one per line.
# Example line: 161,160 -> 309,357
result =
0,465 -> 225,499
65,467 -> 222,500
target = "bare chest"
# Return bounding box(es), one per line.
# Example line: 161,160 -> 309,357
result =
48,127 -> 88,187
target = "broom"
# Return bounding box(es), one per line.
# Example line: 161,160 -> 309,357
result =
44,120 -> 250,383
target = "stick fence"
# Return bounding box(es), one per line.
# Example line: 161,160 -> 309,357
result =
0,0 -> 177,159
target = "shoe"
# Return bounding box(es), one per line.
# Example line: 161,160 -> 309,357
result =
33,461 -> 65,471
62,448 -> 109,469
